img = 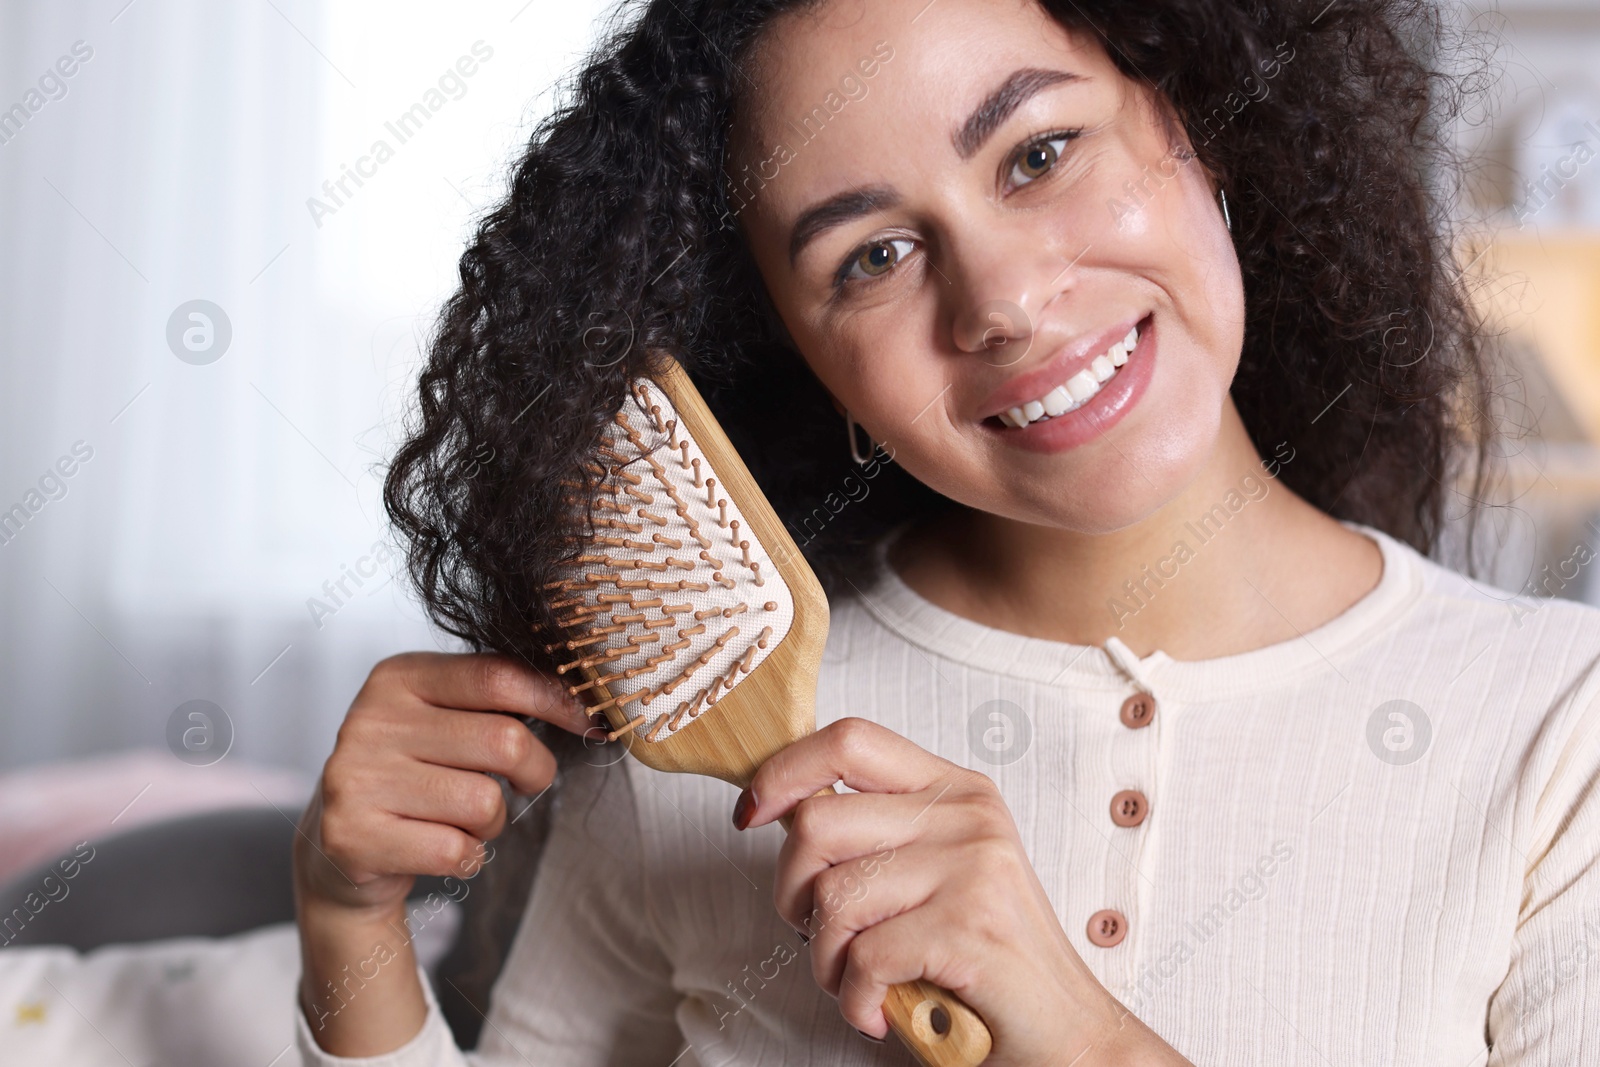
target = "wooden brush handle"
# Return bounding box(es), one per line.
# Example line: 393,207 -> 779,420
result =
882,980 -> 991,1067
780,788 -> 994,1066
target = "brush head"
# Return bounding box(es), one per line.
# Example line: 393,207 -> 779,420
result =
545,352 -> 829,787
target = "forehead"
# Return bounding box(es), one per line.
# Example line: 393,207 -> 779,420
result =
728,0 -> 1113,238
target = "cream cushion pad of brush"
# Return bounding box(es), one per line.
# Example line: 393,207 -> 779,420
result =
555,379 -> 796,743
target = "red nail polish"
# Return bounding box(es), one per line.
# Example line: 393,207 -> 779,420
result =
732,787 -> 756,830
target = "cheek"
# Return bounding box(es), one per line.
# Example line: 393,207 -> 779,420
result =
826,352 -> 982,499
790,295 -> 934,425
1119,176 -> 1246,383
853,361 -> 949,453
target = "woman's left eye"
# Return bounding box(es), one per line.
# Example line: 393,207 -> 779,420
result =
835,237 -> 917,288
1008,132 -> 1077,187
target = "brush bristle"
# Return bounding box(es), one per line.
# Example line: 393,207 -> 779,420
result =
546,378 -> 795,742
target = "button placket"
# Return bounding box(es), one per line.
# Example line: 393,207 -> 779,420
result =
1089,685 -> 1159,961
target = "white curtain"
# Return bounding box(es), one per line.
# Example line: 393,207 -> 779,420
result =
0,0 -> 619,774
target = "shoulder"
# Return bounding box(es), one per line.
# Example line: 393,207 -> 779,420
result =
1372,526 -> 1600,791
1381,526 -> 1600,668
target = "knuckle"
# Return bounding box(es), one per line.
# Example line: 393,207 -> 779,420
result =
428,834 -> 471,875
370,652 -> 416,689
320,760 -> 367,813
789,797 -> 827,841
319,770 -> 348,811
319,816 -> 357,862
967,834 -> 1018,883
828,717 -> 874,760
957,880 -> 1012,941
485,718 -> 532,767
331,713 -> 365,752
337,702 -> 397,751
964,766 -> 1000,794
815,865 -> 862,915
958,775 -> 1005,818
457,776 -> 504,826
965,789 -> 1003,824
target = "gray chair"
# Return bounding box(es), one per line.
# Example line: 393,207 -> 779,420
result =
0,803 -> 541,1050
0,808 -> 300,949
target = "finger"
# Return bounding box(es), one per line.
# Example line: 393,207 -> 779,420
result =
802,841 -> 939,1000
370,761 -> 512,841
404,703 -> 560,797
322,756 -> 508,853
774,790 -> 940,931
386,651 -> 594,735
742,718 -> 957,830
833,905 -> 976,1039
386,816 -> 491,880
323,808 -> 487,883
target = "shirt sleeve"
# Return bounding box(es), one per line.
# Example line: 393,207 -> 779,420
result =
1486,673 -> 1600,1064
295,754 -> 685,1067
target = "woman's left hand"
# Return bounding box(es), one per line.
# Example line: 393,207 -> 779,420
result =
734,716 -> 1192,1066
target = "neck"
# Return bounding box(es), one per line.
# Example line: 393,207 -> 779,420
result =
888,402 -> 1383,660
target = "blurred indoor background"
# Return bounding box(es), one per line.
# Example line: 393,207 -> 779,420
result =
0,0 -> 1597,870
0,1 -> 630,831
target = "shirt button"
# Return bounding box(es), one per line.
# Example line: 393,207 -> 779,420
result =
1119,692 -> 1155,729
1086,909 -> 1127,947
1110,789 -> 1148,827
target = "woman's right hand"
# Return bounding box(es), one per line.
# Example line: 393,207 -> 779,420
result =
294,651 -> 604,915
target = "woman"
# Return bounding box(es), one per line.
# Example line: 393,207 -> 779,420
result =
293,0 -> 1600,1063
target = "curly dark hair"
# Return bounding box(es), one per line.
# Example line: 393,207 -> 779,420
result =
387,0 -> 1495,1037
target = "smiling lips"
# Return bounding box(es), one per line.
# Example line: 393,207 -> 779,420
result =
994,321 -> 1141,429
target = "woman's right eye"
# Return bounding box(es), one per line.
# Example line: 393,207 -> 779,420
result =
834,237 -> 917,289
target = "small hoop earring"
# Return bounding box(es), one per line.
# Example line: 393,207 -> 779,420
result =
1218,187 -> 1233,233
844,410 -> 873,466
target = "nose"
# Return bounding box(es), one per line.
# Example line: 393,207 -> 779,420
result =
948,222 -> 1082,364
958,297 -> 1032,368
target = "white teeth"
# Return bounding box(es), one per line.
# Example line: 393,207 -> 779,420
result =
1064,369 -> 1098,402
994,321 -> 1143,429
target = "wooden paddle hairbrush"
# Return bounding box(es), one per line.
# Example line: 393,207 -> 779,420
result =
542,350 -> 992,1067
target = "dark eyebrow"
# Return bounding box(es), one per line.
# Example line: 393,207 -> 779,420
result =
954,67 -> 1084,160
786,67 -> 1083,268
788,184 -> 902,267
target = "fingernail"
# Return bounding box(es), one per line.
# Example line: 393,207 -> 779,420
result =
791,926 -> 811,945
854,1028 -> 886,1044
732,787 -> 757,831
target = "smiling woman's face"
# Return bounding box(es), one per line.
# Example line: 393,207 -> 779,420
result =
728,0 -> 1247,535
